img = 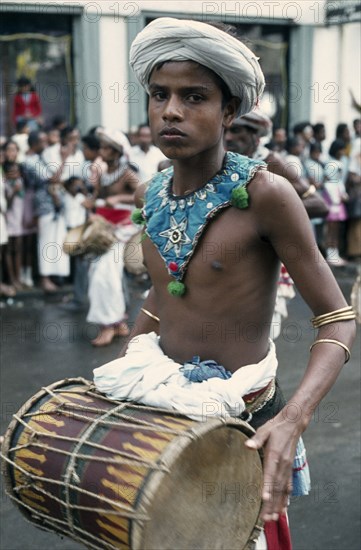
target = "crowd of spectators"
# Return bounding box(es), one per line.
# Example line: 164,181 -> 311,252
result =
264,119 -> 361,265
1,100 -> 360,344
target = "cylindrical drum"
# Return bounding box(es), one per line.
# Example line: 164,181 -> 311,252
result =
1,378 -> 263,550
124,232 -> 147,275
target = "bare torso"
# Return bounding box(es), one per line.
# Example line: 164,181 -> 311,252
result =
142,177 -> 281,371
98,167 -> 138,199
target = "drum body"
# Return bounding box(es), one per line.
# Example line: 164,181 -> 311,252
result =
1,378 -> 263,550
63,216 -> 118,257
124,232 -> 147,275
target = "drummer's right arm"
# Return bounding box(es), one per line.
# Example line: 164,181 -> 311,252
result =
118,287 -> 159,357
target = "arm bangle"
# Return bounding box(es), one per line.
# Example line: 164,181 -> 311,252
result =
310,339 -> 351,364
141,308 -> 160,323
311,306 -> 356,328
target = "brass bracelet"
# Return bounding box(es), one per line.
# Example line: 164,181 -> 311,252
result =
301,185 -> 316,199
311,306 -> 356,328
310,339 -> 351,363
313,314 -> 356,328
141,307 -> 160,323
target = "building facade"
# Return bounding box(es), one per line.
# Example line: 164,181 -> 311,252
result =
1,0 -> 360,140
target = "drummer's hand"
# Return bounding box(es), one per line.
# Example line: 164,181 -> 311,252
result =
245,412 -> 302,522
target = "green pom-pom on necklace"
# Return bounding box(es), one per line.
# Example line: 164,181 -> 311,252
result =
167,280 -> 186,296
131,208 -> 146,225
230,185 -> 249,209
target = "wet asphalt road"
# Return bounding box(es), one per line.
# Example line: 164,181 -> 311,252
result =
0,270 -> 360,550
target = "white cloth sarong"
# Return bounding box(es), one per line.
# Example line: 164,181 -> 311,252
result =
86,223 -> 139,325
94,332 -> 278,419
86,246 -> 125,325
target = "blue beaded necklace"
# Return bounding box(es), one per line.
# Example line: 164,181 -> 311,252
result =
132,152 -> 266,296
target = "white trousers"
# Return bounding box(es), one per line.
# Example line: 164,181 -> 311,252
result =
37,213 -> 70,277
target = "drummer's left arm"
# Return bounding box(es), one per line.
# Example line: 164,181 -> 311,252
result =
245,171 -> 356,522
118,287 -> 159,357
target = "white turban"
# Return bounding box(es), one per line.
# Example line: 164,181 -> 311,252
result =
235,109 -> 272,137
96,127 -> 132,159
129,17 -> 265,117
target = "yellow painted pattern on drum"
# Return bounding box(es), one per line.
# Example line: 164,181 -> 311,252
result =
13,430 -> 46,484
100,510 -> 129,533
58,391 -> 94,404
17,426 -> 33,446
31,405 -> 66,427
25,420 -> 58,436
99,531 -> 130,550
101,478 -> 135,507
19,487 -> 45,503
107,464 -> 145,489
97,518 -> 130,546
133,431 -> 173,451
16,448 -> 47,464
122,442 -> 159,462
16,458 -> 44,477
21,495 -> 49,514
99,504 -> 131,545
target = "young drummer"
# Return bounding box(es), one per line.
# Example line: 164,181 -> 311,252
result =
94,18 -> 356,549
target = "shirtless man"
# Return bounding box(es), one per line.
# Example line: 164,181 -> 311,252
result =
225,110 -> 308,196
96,19 -> 356,548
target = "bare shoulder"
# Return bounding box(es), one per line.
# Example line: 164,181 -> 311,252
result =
134,178 -> 154,208
247,168 -> 347,315
247,168 -> 310,238
248,167 -> 299,206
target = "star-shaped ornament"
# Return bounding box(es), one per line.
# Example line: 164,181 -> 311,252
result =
159,216 -> 192,258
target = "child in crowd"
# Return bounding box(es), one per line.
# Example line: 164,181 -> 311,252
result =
3,140 -> 20,163
63,176 -> 90,309
323,139 -> 349,266
11,120 -> 30,162
63,176 -> 88,230
3,161 -> 25,290
13,76 -> 42,132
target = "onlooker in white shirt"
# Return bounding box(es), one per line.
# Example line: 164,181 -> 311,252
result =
63,176 -> 87,229
130,124 -> 166,183
42,125 -> 85,181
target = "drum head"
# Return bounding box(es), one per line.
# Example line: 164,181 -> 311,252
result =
135,424 -> 263,550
